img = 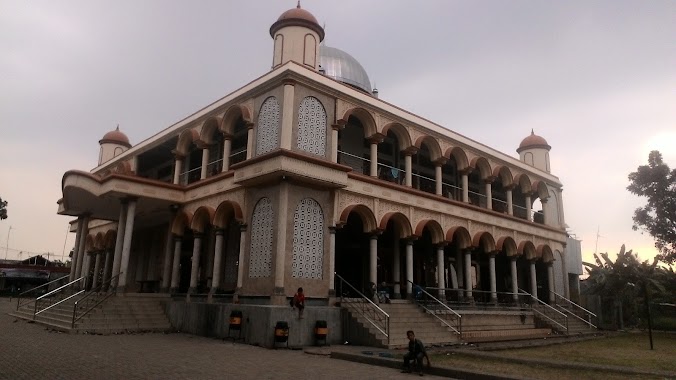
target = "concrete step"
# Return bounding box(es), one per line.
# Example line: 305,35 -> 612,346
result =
462,328 -> 552,343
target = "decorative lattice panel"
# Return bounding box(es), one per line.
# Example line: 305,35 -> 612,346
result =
291,198 -> 324,279
256,97 -> 281,155
248,198 -> 274,278
296,96 -> 327,156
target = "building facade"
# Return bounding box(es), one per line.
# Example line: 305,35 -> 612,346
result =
58,4 -> 570,308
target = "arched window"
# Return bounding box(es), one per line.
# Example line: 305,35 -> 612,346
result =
256,97 -> 281,156
248,198 -> 274,278
297,97 -> 327,156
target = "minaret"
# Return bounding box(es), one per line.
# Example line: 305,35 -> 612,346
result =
517,130 -> 551,173
270,2 -> 325,70
98,126 -> 131,165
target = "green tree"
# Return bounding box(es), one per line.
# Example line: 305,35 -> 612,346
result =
0,197 -> 7,220
627,150 -> 676,264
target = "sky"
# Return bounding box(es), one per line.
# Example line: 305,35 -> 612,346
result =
0,0 -> 674,269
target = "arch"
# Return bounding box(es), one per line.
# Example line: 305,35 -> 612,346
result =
513,173 -> 533,194
114,161 -> 132,175
200,116 -> 222,144
378,212 -> 412,238
338,204 -> 377,233
472,231 -> 496,253
176,129 -> 201,156
446,226 -> 472,249
171,210 -> 193,236
221,104 -> 252,134
469,156 -> 492,179
381,122 -> 413,151
537,244 -> 554,263
517,240 -> 537,260
339,107 -> 377,137
213,201 -> 244,228
413,219 -> 444,244
531,180 -> 549,200
93,232 -> 105,250
190,206 -> 215,233
492,166 -> 514,187
414,135 -> 442,162
496,236 -> 518,257
445,146 -> 470,171
103,230 -> 117,249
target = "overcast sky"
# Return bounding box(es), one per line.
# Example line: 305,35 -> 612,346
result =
1,0 -> 674,267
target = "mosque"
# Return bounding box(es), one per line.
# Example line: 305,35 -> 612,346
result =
52,4 -> 586,347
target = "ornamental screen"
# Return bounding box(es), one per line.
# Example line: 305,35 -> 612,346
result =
296,96 -> 326,156
248,198 -> 274,278
256,97 -> 281,155
291,198 -> 324,279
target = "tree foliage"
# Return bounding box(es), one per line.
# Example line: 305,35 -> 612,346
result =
0,197 -> 7,220
627,150 -> 676,264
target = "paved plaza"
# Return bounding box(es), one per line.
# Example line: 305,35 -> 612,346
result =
0,299 -> 448,380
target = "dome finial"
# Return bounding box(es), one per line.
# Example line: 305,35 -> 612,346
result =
116,124 -> 120,131
531,128 -> 534,135
297,1 -> 301,8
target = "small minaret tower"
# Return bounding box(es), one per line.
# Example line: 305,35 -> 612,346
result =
270,2 -> 325,71
98,126 -> 131,165
517,130 -> 551,173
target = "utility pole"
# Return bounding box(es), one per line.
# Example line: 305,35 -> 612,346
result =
4,225 -> 11,260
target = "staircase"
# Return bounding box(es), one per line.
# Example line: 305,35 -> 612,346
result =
459,310 -> 551,342
10,294 -> 173,334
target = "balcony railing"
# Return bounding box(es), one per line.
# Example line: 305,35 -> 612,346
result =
338,150 -> 369,175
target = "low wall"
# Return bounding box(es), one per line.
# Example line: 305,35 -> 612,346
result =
165,300 -> 343,348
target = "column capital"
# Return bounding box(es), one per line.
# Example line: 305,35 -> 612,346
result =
171,149 -> 186,160
402,146 -> 418,156
433,157 -> 448,166
173,234 -> 183,243
245,121 -> 255,130
367,133 -> 385,144
195,139 -> 209,149
331,123 -> 345,131
239,223 -> 248,232
404,236 -> 418,245
214,228 -> 225,236
459,167 -> 473,175
328,225 -> 338,234
436,242 -> 449,249
221,132 -> 234,140
193,232 -> 204,239
282,78 -> 296,86
484,176 -> 497,184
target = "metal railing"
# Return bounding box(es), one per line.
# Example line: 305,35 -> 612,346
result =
71,273 -> 122,328
338,150 -> 370,174
519,288 -> 568,334
16,274 -> 69,311
552,291 -> 597,329
377,162 -> 405,184
409,281 -> 462,335
34,277 -> 85,319
429,287 -> 531,309
335,273 -> 390,344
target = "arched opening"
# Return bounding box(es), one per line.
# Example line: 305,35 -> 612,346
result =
337,116 -> 369,174
512,175 -> 532,220
230,115 -> 248,166
441,155 -> 461,201
412,144 -> 435,194
335,213 -> 370,295
377,131 -> 404,184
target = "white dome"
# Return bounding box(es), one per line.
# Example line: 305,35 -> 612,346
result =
319,45 -> 372,93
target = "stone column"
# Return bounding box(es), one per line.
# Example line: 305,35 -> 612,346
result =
235,224 -> 247,292
547,262 -> 555,304
102,249 -> 113,290
170,236 -> 182,292
161,206 -> 178,292
81,252 -> 91,289
461,172 -> 469,203
541,199 -> 548,225
328,226 -> 336,296
75,215 -> 90,281
530,260 -> 537,299
392,233 -> 401,298
510,256 -> 519,301
330,124 -> 343,163
404,154 -> 412,187
485,181 -> 493,210
405,240 -> 414,295
280,81 -> 295,150
464,249 -> 473,299
455,248 -> 464,299
369,234 -> 378,294
525,195 -> 532,222
436,245 -> 446,299
117,199 -> 137,292
211,229 -> 225,293
434,162 -> 444,196
111,201 -> 128,287
188,233 -> 203,294
274,182 -> 289,296
69,217 -> 85,281
200,146 -> 209,179
369,140 -> 378,177
222,135 -> 232,172
173,155 -> 184,185
506,187 -> 514,216
246,124 -> 254,160
489,251 -> 497,302
92,251 -> 103,289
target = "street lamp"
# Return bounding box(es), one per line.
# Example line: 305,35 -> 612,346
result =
4,225 -> 12,260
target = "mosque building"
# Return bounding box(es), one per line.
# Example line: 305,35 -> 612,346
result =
54,4 -> 583,346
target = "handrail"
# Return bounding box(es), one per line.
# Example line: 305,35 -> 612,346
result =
37,277 -> 83,301
408,281 -> 462,335
335,273 -> 390,343
519,288 -> 568,333
33,277 -> 84,318
72,273 -> 122,328
35,290 -> 85,317
16,274 -> 69,310
552,291 -> 597,329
